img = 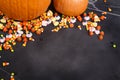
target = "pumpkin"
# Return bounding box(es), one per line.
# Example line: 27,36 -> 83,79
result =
53,0 -> 88,16
0,0 -> 51,21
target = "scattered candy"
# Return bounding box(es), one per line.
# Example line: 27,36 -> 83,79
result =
96,26 -> 101,30
70,17 -> 77,23
0,78 -> 4,80
82,21 -> 88,26
89,27 -> 96,32
2,62 -> 10,67
53,21 -> 59,26
0,18 -> 6,23
0,8 -> 106,52
11,72 -> 15,76
102,12 -> 107,15
94,15 -> 101,22
77,16 -> 82,22
91,22 -> 98,27
10,76 -> 15,80
69,23 -> 74,28
113,44 -> 117,48
100,31 -> 105,36
89,31 -> 94,36
103,0 -> 107,3
95,30 -> 100,35
84,16 -> 90,21
100,15 -> 106,20
108,8 -> 112,12
98,35 -> 104,40
77,25 -> 82,30
111,42 -> 117,48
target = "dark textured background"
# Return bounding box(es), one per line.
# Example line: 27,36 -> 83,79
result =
0,0 -> 120,80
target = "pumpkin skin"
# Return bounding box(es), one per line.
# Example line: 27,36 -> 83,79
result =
53,0 -> 88,16
0,0 -> 51,21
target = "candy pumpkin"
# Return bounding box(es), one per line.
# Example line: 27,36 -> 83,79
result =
53,0 -> 88,16
0,0 -> 51,20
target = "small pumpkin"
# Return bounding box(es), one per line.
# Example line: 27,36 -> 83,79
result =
53,0 -> 88,16
0,0 -> 51,21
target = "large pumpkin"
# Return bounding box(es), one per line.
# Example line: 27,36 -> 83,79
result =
53,0 -> 88,16
0,0 -> 51,20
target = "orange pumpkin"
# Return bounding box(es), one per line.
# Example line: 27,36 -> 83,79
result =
0,0 -> 51,20
53,0 -> 88,16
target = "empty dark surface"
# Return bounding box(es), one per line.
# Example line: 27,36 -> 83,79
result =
0,0 -> 120,80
